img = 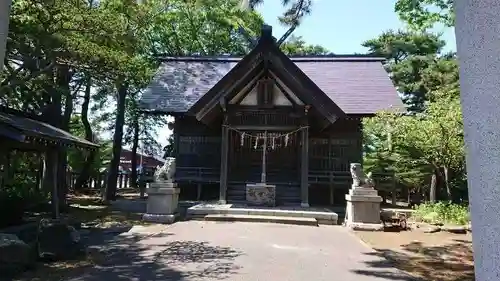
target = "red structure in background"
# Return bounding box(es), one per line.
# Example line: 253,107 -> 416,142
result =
119,149 -> 164,173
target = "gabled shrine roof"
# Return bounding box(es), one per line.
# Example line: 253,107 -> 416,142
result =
140,55 -> 404,115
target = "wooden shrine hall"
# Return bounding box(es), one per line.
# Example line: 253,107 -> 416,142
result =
141,25 -> 404,207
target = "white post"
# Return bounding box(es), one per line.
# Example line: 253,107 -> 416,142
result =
0,0 -> 12,71
455,1 -> 500,280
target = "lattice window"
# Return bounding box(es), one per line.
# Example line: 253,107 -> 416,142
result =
178,136 -> 221,167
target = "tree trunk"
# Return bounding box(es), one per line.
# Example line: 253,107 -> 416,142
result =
104,83 -> 128,202
74,75 -> 96,191
0,0 -> 11,72
56,65 -> 73,210
40,72 -> 63,214
443,166 -> 452,201
430,172 -> 437,203
391,175 -> 397,206
130,113 -> 140,188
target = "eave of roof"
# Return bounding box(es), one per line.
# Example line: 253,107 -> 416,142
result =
0,108 -> 99,150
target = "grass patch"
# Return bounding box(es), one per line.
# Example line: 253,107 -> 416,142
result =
67,195 -> 151,227
10,195 -> 150,281
412,202 -> 469,225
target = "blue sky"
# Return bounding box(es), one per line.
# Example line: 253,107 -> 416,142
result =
257,0 -> 457,54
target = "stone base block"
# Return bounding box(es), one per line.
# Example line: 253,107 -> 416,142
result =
345,188 -> 383,225
146,183 -> 180,215
142,213 -> 176,224
347,222 -> 385,232
246,183 -> 276,206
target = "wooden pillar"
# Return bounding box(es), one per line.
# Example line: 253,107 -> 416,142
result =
43,149 -> 59,219
300,125 -> 309,207
328,136 -> 334,205
37,153 -> 45,191
219,117 -> 229,204
197,183 -> 202,201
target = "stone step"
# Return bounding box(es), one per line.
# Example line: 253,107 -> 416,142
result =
187,205 -> 338,224
204,214 -> 318,226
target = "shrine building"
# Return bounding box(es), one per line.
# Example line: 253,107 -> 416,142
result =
140,25 -> 404,207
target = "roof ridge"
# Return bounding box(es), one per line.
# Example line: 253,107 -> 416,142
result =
158,55 -> 385,63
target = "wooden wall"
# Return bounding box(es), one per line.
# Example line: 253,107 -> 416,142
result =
173,115 -> 392,205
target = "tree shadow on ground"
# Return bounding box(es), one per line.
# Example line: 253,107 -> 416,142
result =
71,231 -> 243,281
352,239 -> 475,281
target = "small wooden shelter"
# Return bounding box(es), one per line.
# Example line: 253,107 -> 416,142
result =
0,106 -> 99,217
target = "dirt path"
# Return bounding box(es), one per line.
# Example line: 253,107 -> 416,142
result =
355,231 -> 474,281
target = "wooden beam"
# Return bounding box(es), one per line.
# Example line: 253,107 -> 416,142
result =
232,72 -> 266,105
328,137 -> 334,206
229,125 -> 298,131
195,62 -> 265,123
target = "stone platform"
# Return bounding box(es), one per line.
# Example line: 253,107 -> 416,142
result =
186,203 -> 339,225
205,214 -> 318,226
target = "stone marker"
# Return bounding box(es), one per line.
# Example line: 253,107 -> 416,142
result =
37,219 -> 84,261
142,157 -> 180,224
246,182 -> 276,206
344,163 -> 383,231
455,1 -> 500,280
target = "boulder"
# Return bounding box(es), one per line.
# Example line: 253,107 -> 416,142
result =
442,225 -> 468,234
422,225 -> 441,233
37,219 -> 85,261
0,233 -> 34,275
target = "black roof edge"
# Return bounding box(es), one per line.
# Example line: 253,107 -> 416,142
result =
156,54 -> 386,63
138,109 -> 183,116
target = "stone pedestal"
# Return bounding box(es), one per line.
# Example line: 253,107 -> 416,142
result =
142,182 -> 180,224
246,183 -> 276,207
345,187 -> 383,231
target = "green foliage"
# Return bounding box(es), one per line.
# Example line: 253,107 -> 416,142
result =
413,202 -> 469,225
67,115 -> 112,173
247,0 -> 312,27
364,92 -> 465,201
362,30 -> 451,112
394,0 -> 454,30
0,151 -> 49,227
280,35 -> 330,56
362,29 -> 463,201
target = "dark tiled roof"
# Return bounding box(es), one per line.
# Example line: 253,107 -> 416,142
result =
0,111 -> 99,149
140,56 -> 404,115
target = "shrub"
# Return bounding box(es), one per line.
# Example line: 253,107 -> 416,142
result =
0,183 -> 48,228
412,201 -> 470,225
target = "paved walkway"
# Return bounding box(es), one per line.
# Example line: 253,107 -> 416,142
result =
70,221 -> 418,281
